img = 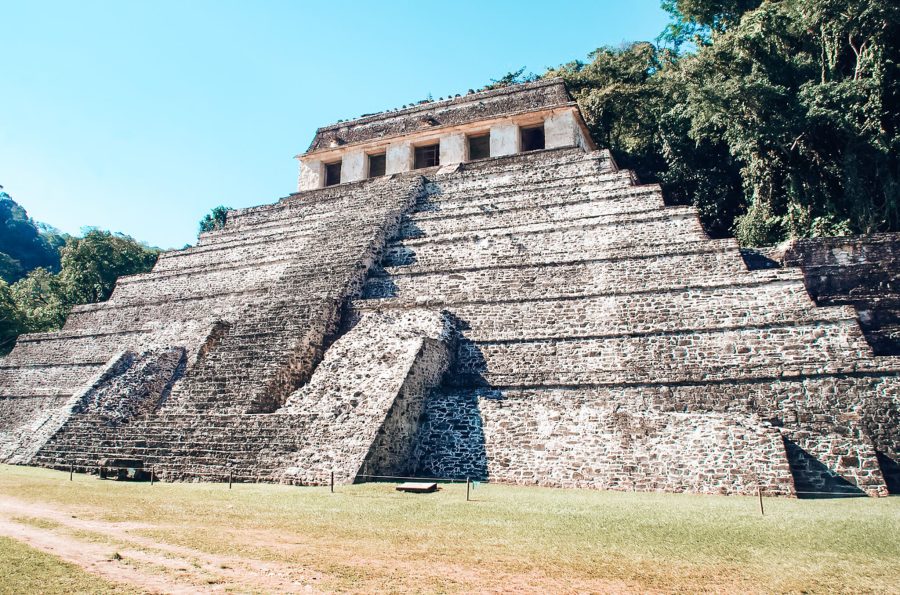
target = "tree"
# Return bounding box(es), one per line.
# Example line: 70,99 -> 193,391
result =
7,231 -> 159,338
59,230 -> 160,305
0,280 -> 24,355
680,0 -> 900,244
548,42 -> 746,238
548,0 -> 900,246
482,67 -> 539,91
198,206 -> 231,234
10,267 -> 69,333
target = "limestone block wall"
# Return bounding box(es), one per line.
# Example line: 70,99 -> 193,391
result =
412,389 -> 795,495
355,146 -> 900,496
782,235 -> 900,356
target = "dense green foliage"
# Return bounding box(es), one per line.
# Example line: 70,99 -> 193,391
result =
0,191 -> 65,283
0,227 -> 159,355
198,205 -> 231,234
0,281 -> 24,355
549,0 -> 899,245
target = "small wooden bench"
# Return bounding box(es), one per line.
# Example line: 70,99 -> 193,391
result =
395,482 -> 438,493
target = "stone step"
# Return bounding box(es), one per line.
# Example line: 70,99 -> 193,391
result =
150,237 -> 370,274
451,318 -> 883,383
357,283 -> 854,343
224,177 -> 421,231
0,363 -> 104,398
421,150 -> 612,196
402,191 -> 660,240
381,237 -> 744,278
418,170 -> 632,209
394,205 -> 705,251
193,167 -> 614,247
418,177 -> 649,217
2,329 -> 151,365
382,213 -> 709,272
362,249 -> 792,305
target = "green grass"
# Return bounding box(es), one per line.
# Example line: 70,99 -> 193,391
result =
0,535 -> 132,594
0,464 -> 898,593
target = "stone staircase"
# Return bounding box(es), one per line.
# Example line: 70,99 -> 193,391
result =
2,175 -> 425,474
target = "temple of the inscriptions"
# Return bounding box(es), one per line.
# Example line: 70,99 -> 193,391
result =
1,78 -> 898,496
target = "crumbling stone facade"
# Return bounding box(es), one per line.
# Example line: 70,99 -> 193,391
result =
0,79 -> 897,496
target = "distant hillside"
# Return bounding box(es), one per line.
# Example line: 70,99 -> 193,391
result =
0,190 -> 66,283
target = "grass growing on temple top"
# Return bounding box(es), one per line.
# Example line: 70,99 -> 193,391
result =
0,464 -> 897,593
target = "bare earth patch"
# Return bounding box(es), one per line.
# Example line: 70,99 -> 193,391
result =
0,497 -> 325,593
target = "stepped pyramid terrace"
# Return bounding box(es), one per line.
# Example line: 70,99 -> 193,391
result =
1,78 -> 898,497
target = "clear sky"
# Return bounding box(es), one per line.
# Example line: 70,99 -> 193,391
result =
1,1 -> 669,249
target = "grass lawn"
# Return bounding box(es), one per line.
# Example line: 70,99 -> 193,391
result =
0,535 -> 130,594
0,464 -> 897,593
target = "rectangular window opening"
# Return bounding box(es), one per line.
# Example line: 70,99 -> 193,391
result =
368,153 -> 386,178
468,134 -> 490,161
521,125 -> 545,152
413,143 -> 440,169
324,161 -> 342,186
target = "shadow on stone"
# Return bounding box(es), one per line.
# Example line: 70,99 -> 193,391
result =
739,248 -> 782,271
399,217 -> 425,240
876,450 -> 900,494
408,316 -> 490,481
383,244 -> 417,267
784,438 -> 866,498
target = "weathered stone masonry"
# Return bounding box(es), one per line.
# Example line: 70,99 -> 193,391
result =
0,79 -> 897,496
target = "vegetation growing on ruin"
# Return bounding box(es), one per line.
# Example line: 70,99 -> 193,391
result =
0,465 -> 897,593
546,0 -> 900,246
198,205 -> 231,234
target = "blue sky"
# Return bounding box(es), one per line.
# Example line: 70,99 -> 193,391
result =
1,1 -> 669,248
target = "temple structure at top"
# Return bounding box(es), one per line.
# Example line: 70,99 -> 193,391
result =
296,78 -> 594,190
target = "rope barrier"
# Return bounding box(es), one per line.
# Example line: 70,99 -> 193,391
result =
60,464 -> 875,500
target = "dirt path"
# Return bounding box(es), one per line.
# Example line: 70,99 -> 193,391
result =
0,495 -> 325,593
0,494 -> 646,594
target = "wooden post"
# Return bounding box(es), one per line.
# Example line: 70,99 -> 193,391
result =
330,471 -> 334,493
228,471 -> 232,490
150,466 -> 154,486
757,485 -> 765,516
466,477 -> 471,502
70,465 -> 74,481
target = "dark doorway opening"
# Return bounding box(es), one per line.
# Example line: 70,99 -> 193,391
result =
468,134 -> 490,160
521,125 -> 545,152
414,144 -> 440,169
324,161 -> 342,186
368,154 -> 386,178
